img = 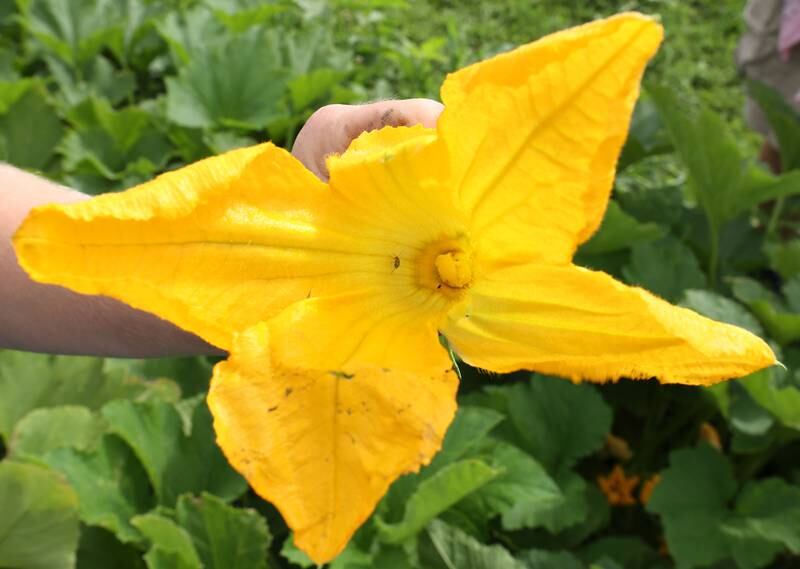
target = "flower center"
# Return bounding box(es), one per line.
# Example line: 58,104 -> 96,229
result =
416,238 -> 474,298
435,251 -> 472,289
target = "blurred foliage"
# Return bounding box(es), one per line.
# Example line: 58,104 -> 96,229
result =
3,0 -> 800,568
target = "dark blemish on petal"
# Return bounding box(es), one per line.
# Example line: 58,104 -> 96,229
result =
329,370 -> 355,380
285,387 -> 293,397
392,256 -> 400,271
346,408 -> 353,416
267,405 -> 278,413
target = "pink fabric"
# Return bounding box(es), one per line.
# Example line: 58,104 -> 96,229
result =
779,0 -> 800,60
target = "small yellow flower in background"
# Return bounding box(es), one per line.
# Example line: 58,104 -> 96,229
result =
605,433 -> 633,462
639,473 -> 661,505
13,13 -> 776,563
699,421 -> 723,450
598,465 -> 640,506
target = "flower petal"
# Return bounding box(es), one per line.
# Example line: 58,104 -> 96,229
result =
438,13 -> 663,266
268,290 -> 453,374
208,322 -> 458,564
327,124 -> 466,248
14,133 -> 457,351
443,264 -> 776,385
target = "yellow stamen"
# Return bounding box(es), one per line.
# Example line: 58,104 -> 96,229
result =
435,251 -> 472,289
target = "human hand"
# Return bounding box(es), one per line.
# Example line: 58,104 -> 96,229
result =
291,98 -> 444,180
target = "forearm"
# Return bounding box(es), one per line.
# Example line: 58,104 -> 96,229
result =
0,164 -> 223,357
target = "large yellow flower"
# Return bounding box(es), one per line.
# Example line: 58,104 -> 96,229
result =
13,13 -> 774,563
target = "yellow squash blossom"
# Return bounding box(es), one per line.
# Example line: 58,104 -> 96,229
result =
13,13 -> 775,563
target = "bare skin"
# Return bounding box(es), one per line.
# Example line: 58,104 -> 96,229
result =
1,99 -> 444,357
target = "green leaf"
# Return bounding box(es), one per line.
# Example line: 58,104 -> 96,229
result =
765,239 -> 800,280
735,478 -> 800,553
165,29 -> 288,130
729,381 -> 775,436
519,549 -> 583,569
8,405 -> 104,459
579,201 -> 664,255
622,236 -> 707,302
730,277 -> 800,344
377,460 -> 500,544
175,493 -> 271,569
0,82 -> 63,170
288,67 -> 345,111
207,0 -> 288,33
60,97 -> 173,181
155,7 -> 223,66
427,406 -> 505,473
132,512 -> 202,569
420,520 -> 524,569
503,470 -> 590,533
280,536 -> 314,568
739,369 -> 800,430
0,78 -> 33,113
748,80 -> 800,171
0,350 -> 175,443
618,95 -> 671,170
647,445 -> 736,568
650,85 -> 800,231
647,445 -> 795,568
19,0 -> 122,65
459,442 -> 562,528
101,398 -> 247,506
44,434 -> 154,543
680,289 -> 764,336
0,461 -> 80,569
489,375 -> 611,474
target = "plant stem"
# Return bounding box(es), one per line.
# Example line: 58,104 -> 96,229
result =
767,197 -> 785,238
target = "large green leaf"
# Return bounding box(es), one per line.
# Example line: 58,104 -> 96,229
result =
579,201 -> 664,255
618,95 -> 671,170
622,236 -> 707,302
175,493 -> 271,569
0,350 -> 176,443
377,460 -> 500,544
748,80 -> 800,171
485,376 -> 612,475
735,478 -> 800,553
0,461 -> 80,569
680,289 -> 765,336
164,29 -> 288,130
730,277 -> 800,345
650,85 -> 800,232
60,97 -> 172,182
739,370 -> 800,430
19,0 -> 121,65
101,397 -> 247,506
8,405 -> 104,459
765,239 -> 800,280
0,78 -> 33,112
647,445 -> 798,569
502,470 -> 590,533
44,434 -> 154,543
458,442 -> 562,529
132,512 -> 202,569
420,520 -> 523,569
0,82 -> 62,170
